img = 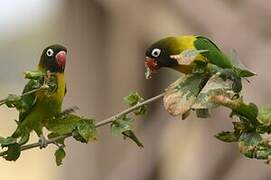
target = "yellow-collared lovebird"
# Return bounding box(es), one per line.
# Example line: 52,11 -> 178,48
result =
12,45 -> 67,146
145,35 -> 255,78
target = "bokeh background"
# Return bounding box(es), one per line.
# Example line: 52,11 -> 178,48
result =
0,0 -> 271,179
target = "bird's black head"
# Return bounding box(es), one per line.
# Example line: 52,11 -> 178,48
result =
39,44 -> 67,73
145,37 -> 178,72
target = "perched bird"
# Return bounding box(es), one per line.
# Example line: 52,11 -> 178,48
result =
145,35 -> 255,78
12,45 -> 67,147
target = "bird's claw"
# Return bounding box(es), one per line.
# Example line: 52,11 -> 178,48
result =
39,135 -> 48,149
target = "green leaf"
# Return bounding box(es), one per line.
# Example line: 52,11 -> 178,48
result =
47,133 -> 65,145
218,69 -> 242,92
54,147 -> 66,166
111,116 -> 133,136
72,119 -> 96,143
192,73 -> 235,110
122,130 -> 143,148
3,143 -> 21,161
195,109 -> 210,118
47,114 -> 82,135
24,70 -> 45,80
215,131 -> 238,142
257,105 -> 271,126
123,92 -> 147,115
134,106 -> 147,116
0,137 -> 17,147
5,94 -> 22,109
164,73 -> 208,117
228,49 -> 256,77
231,100 -> 258,124
239,132 -> 262,146
124,92 -> 143,106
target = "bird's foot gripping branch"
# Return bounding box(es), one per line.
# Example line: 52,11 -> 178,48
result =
0,71 -> 148,165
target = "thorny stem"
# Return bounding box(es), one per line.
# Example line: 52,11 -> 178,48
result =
0,92 -> 165,157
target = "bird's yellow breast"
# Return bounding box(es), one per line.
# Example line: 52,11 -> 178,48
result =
35,73 -> 65,115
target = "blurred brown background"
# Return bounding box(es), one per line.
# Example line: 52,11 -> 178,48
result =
0,0 -> 271,179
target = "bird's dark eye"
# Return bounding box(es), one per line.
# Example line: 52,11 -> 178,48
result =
46,49 -> 54,57
151,48 -> 161,58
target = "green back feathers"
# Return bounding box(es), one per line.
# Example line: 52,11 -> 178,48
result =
194,36 -> 255,77
19,80 -> 38,122
194,36 -> 233,69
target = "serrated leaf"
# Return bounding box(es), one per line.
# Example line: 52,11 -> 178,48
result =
111,116 -> 133,136
215,131 -> 238,142
134,106 -> 147,116
228,49 -> 256,77
231,100 -> 258,124
0,137 -> 17,147
47,114 -> 82,135
164,74 -> 208,118
24,70 -> 45,80
3,143 -> 21,161
239,132 -> 262,146
123,92 -> 147,115
124,92 -> 144,106
192,73 -> 235,110
257,105 -> 271,126
55,147 -> 66,166
72,119 -> 96,143
122,130 -> 143,148
5,94 -> 22,109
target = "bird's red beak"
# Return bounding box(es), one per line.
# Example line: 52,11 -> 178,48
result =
56,51 -> 66,68
145,57 -> 158,71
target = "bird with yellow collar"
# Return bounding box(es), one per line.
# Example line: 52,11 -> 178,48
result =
12,44 -> 67,147
145,35 -> 255,79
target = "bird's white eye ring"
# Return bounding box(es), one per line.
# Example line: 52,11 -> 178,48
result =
151,48 -> 161,57
46,49 -> 54,57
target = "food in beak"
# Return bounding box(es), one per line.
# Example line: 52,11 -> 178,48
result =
145,57 -> 158,79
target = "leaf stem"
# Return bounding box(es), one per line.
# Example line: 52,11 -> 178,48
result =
0,92 -> 165,156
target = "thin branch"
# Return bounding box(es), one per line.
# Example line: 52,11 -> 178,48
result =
0,92 -> 165,157
0,85 -> 48,106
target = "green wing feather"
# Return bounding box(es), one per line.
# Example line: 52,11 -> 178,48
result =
11,80 -> 38,141
19,80 -> 38,122
194,36 -> 233,69
194,36 -> 255,77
